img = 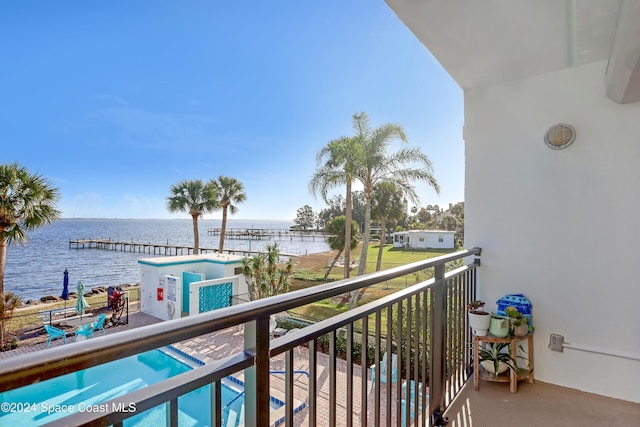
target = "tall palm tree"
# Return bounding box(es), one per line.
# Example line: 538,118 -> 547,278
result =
213,176 -> 246,253
167,179 -> 219,255
371,182 -> 406,271
348,112 -> 441,308
0,163 -> 60,294
323,216 -> 359,280
350,112 -> 441,274
309,137 -> 360,279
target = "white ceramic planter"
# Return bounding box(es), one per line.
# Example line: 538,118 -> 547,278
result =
481,360 -> 509,375
468,311 -> 491,336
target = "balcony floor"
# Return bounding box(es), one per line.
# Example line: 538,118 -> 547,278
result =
445,379 -> 640,427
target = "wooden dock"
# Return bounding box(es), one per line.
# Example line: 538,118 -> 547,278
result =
68,239 -> 297,258
207,227 -> 327,242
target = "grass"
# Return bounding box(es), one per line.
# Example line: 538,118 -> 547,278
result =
289,244 -> 456,332
6,287 -> 140,334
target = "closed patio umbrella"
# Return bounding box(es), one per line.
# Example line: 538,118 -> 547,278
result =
76,281 -> 90,317
61,269 -> 69,308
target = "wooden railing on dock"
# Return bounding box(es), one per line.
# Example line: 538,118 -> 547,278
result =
207,227 -> 328,241
68,239 -> 297,257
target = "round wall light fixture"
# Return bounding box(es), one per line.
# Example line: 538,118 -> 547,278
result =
544,123 -> 576,150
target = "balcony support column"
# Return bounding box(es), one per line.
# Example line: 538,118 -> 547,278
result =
429,263 -> 447,424
243,317 -> 270,427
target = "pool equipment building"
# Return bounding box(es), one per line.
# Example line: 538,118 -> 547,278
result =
138,253 -> 248,321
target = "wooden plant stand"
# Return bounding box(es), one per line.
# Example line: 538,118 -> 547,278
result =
473,333 -> 534,393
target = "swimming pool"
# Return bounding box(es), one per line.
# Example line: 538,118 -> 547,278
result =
0,347 -> 271,426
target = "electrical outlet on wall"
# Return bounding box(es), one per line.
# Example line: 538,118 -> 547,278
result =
549,333 -> 564,352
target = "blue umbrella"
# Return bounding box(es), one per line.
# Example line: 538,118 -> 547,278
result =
61,269 -> 70,299
76,281 -> 90,317
61,269 -> 70,308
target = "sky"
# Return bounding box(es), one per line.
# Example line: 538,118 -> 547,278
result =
1,1 -> 464,221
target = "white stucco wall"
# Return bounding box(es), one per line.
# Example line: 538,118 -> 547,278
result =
464,61 -> 640,402
138,254 -> 246,321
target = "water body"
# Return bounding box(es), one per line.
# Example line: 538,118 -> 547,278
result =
4,219 -> 329,301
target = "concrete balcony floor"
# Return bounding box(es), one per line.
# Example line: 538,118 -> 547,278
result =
445,380 -> 639,427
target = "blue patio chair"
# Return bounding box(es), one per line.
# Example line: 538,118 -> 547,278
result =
74,322 -> 96,341
402,380 -> 428,419
94,313 -> 107,335
44,325 -> 68,347
370,352 -> 398,390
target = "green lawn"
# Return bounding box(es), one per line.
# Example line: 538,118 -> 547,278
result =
289,244 -> 456,330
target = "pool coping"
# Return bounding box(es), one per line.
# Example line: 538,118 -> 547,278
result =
163,344 -> 308,426
229,371 -> 307,427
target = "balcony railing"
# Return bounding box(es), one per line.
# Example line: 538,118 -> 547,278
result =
0,247 -> 481,427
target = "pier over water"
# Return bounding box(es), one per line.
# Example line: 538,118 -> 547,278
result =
207,227 -> 328,241
68,238 -> 297,257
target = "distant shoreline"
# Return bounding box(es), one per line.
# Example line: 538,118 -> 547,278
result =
5,218 -> 328,301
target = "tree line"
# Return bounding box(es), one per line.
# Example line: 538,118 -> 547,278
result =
295,199 -> 464,235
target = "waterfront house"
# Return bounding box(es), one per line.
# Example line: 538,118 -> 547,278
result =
392,230 -> 455,249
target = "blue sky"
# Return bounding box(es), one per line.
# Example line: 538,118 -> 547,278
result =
1,1 -> 463,221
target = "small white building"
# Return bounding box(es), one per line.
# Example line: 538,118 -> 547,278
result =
392,230 -> 455,249
138,253 -> 247,321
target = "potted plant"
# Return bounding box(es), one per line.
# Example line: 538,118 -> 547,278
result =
467,300 -> 491,336
478,342 -> 516,376
489,315 -> 510,337
478,341 -> 530,377
504,306 -> 530,336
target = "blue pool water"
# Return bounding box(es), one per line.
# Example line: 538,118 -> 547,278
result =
0,348 -> 260,426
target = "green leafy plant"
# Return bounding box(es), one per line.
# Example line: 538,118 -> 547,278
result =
504,306 -> 530,335
478,341 -> 528,377
0,291 -> 23,351
467,300 -> 486,314
242,243 -> 293,300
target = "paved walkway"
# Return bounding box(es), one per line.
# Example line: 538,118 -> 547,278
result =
2,310 -> 407,425
179,326 -> 402,425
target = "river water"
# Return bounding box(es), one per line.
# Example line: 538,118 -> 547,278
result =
4,219 -> 329,301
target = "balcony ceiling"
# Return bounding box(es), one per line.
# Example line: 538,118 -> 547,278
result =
385,0 -> 640,103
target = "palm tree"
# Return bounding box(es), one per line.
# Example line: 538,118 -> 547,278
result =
0,163 -> 61,294
0,291 -> 22,349
309,137 -> 360,279
241,243 -> 293,300
167,179 -> 219,255
371,182 -> 406,271
213,176 -> 246,253
348,112 -> 441,308
433,204 -> 441,221
323,216 -> 359,280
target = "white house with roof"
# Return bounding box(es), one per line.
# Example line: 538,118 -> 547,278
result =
392,230 -> 455,249
386,0 -> 640,403
138,253 -> 247,321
